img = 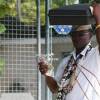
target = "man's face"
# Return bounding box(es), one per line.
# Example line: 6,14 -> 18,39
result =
70,30 -> 92,50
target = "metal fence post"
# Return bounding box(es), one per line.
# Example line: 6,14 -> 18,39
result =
36,0 -> 41,100
45,0 -> 53,100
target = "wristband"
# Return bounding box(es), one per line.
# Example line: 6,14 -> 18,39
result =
45,69 -> 53,76
45,72 -> 51,76
96,24 -> 100,30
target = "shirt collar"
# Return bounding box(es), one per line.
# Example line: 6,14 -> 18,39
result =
72,42 -> 91,60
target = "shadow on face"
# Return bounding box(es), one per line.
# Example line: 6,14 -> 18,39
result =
70,30 -> 92,50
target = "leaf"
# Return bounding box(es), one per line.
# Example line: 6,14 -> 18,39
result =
0,24 -> 6,33
0,58 -> 5,75
0,0 -> 5,5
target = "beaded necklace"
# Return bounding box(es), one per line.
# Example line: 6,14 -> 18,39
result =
56,55 -> 77,100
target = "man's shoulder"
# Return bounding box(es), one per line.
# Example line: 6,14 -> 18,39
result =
62,51 -> 73,58
61,53 -> 72,62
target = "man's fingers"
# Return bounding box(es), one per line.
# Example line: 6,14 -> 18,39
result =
38,62 -> 48,75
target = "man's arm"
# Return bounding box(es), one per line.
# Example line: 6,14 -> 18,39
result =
45,75 -> 59,93
38,61 -> 59,93
93,4 -> 100,51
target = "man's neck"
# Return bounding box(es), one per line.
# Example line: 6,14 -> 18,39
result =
76,46 -> 85,56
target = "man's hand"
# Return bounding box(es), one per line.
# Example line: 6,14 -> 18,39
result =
38,60 -> 49,75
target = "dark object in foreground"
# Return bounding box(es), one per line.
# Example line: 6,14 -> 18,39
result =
49,4 -> 95,25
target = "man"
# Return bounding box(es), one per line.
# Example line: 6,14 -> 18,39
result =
38,4 -> 100,100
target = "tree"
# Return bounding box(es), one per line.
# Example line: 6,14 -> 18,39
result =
52,0 -> 77,7
0,0 -> 11,33
0,0 -> 79,26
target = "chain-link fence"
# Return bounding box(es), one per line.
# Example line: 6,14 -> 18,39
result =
0,0 -> 37,100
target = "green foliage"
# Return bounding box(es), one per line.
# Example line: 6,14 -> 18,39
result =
53,0 -> 65,7
0,1 -> 11,34
68,0 -> 77,4
0,1 -> 10,18
0,24 -> 6,33
0,0 -> 96,26
20,0 -> 45,24
40,4 -> 45,25
7,1 -> 17,16
1,0 -> 96,26
0,58 -> 5,75
20,1 -> 36,23
0,0 -> 5,4
0,0 -> 80,25
52,0 -> 77,7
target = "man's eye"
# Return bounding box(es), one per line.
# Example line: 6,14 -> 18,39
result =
72,32 -> 89,37
78,33 -> 85,36
71,33 -> 84,37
